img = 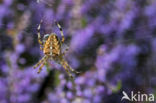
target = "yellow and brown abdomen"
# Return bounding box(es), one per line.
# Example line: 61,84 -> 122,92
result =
43,34 -> 61,57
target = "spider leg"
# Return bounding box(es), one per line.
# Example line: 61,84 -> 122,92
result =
64,60 -> 80,74
60,59 -> 73,78
37,62 -> 45,73
33,55 -> 46,69
37,20 -> 44,50
37,56 -> 48,73
55,21 -> 65,43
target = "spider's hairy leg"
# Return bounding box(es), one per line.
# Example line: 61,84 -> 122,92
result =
60,59 -> 73,78
68,66 -> 80,74
37,19 -> 44,50
37,56 -> 48,73
33,55 -> 46,69
60,56 -> 80,74
55,21 -> 65,43
37,62 -> 45,73
64,60 -> 80,74
37,57 -> 48,73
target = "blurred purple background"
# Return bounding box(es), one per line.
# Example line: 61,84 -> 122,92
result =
0,0 -> 156,103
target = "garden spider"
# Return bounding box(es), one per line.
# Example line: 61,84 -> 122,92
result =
33,20 -> 79,78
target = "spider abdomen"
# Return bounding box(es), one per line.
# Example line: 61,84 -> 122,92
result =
43,34 -> 61,57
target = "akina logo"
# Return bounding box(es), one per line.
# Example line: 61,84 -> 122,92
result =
121,91 -> 155,102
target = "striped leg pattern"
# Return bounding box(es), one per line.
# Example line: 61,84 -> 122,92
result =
33,55 -> 47,69
56,21 -> 65,43
37,20 -> 44,50
60,59 -> 73,78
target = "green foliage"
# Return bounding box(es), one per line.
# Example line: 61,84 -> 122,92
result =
81,18 -> 87,28
112,80 -> 122,93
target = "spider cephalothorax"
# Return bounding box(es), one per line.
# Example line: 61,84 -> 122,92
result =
33,20 -> 79,78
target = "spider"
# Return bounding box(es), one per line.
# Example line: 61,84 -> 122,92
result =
33,20 -> 79,78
